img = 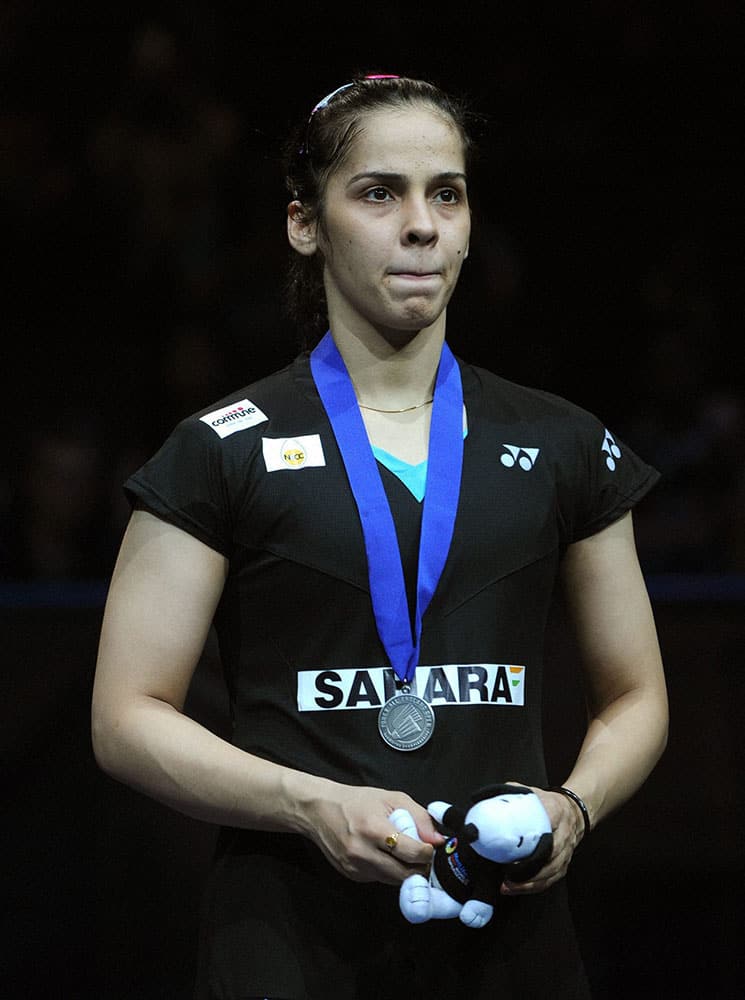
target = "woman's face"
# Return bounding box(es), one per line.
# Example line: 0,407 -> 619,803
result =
302,105 -> 471,340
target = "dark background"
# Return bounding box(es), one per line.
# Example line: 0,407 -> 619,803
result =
2,2 -> 744,997
3,1 -> 744,579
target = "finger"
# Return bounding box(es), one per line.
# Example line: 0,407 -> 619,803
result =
501,833 -> 575,894
340,847 -> 431,887
416,821 -> 447,847
394,804 -> 445,847
380,830 -> 434,867
502,878 -> 544,896
501,864 -> 565,895
502,841 -> 576,894
382,855 -> 433,885
508,839 -> 569,884
325,845 -> 426,887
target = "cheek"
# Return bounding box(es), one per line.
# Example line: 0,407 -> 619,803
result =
320,222 -> 359,258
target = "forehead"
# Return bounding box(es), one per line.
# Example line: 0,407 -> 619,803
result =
337,106 -> 466,176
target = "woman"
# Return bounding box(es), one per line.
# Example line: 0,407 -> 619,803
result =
92,75 -> 668,998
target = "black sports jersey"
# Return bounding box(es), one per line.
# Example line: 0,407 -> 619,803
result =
125,350 -> 658,999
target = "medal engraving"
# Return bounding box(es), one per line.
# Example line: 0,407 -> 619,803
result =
378,693 -> 435,751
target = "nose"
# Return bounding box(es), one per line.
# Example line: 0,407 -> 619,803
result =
401,195 -> 437,246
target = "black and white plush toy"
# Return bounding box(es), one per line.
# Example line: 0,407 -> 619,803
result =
390,784 -> 553,929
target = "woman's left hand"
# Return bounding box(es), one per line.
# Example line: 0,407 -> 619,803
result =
499,786 -> 585,896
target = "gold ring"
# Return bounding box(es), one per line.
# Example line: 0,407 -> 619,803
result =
384,831 -> 400,850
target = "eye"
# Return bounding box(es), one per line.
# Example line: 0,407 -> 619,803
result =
435,188 -> 460,204
364,186 -> 393,202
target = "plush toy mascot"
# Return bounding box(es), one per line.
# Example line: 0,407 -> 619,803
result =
390,784 -> 553,929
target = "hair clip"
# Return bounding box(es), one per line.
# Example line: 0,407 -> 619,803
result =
298,74 -> 401,157
310,82 -> 356,116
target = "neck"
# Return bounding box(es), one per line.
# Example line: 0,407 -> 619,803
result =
328,319 -> 447,411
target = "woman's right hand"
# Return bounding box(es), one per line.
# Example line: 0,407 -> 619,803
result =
295,780 -> 444,885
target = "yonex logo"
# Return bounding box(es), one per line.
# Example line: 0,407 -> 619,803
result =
602,429 -> 622,471
500,444 -> 540,471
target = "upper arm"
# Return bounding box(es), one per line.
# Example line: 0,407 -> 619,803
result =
560,511 -> 667,715
93,509 -> 229,723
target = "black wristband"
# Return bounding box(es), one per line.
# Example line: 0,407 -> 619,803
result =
550,786 -> 591,839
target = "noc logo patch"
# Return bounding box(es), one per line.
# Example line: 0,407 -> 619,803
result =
262,434 -> 326,472
296,664 -> 526,712
200,399 -> 268,439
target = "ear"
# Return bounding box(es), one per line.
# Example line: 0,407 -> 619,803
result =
463,207 -> 471,259
287,200 -> 318,257
461,822 -> 479,843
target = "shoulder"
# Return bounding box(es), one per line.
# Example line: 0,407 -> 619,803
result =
123,355 -> 320,551
459,359 -> 659,523
462,361 -> 608,446
128,354 -> 319,490
172,354 -> 320,454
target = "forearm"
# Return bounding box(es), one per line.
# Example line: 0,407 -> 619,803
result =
92,694 -> 330,834
556,512 -> 669,833
559,684 -> 668,831
503,681 -> 668,896
92,695 -> 440,884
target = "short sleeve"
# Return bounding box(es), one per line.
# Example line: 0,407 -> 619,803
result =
556,414 -> 660,546
124,418 -> 233,557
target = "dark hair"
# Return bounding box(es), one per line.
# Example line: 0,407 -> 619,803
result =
283,75 -> 477,346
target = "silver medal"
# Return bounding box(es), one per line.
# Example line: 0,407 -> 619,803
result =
378,687 -> 435,751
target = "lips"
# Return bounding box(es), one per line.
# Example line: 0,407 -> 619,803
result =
388,270 -> 441,278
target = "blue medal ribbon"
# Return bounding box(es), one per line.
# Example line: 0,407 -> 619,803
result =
310,331 -> 464,684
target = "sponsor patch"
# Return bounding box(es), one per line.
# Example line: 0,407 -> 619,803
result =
263,434 -> 326,472
296,664 -> 526,712
200,399 -> 268,438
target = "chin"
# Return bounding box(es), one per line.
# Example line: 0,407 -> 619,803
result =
391,304 -> 445,332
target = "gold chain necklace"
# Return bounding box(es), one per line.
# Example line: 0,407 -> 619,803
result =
357,397 -> 434,414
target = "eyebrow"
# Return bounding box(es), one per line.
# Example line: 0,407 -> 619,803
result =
347,170 -> 468,186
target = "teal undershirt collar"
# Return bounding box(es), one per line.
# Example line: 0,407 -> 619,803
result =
372,422 -> 468,503
372,446 -> 428,502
